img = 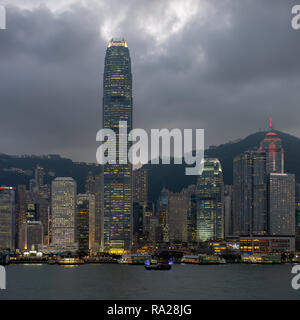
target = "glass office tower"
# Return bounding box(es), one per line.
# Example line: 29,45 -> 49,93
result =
196,159 -> 224,242
102,39 -> 133,253
51,177 -> 76,245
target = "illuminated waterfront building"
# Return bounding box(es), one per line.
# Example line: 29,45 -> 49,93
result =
233,151 -> 267,236
102,39 -> 133,253
196,159 -> 224,242
0,187 -> 15,250
51,177 -> 76,245
20,221 -> 43,251
268,173 -> 295,236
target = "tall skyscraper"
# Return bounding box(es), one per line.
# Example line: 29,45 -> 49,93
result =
168,192 -> 189,243
259,119 -> 284,173
102,39 -> 133,253
0,187 -> 15,250
51,177 -> 76,245
233,151 -> 267,236
268,173 -> 295,236
196,159 -> 224,242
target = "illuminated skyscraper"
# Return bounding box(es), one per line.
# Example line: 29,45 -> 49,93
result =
168,192 -> 189,243
268,173 -> 295,236
51,177 -> 76,245
102,39 -> 133,253
196,159 -> 224,242
0,187 -> 15,250
259,118 -> 284,173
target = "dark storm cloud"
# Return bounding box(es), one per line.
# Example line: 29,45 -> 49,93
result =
0,0 -> 300,161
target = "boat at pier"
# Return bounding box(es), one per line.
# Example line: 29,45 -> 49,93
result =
118,254 -> 151,265
181,254 -> 226,264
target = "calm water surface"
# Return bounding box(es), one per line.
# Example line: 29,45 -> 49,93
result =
0,263 -> 299,300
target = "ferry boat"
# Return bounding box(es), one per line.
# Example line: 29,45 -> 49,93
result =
118,254 -> 151,265
241,254 -> 281,264
144,263 -> 172,271
57,257 -> 84,265
181,254 -> 226,264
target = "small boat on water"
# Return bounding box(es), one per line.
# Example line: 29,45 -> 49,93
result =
144,258 -> 172,270
144,263 -> 172,271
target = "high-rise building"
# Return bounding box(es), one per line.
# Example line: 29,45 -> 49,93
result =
94,174 -> 102,252
132,202 -> 144,246
84,173 -> 102,252
85,173 -> 95,194
35,165 -> 45,192
268,173 -> 295,236
158,188 -> 169,243
133,167 -> 148,205
20,221 -> 43,251
168,192 -> 189,243
187,189 -> 197,243
233,151 -> 267,236
26,203 -> 37,221
51,177 -> 76,245
16,185 -> 31,247
224,185 -> 233,238
259,119 -> 284,173
37,195 -> 50,245
102,39 -> 133,253
0,187 -> 15,250
196,159 -> 224,242
76,194 -> 95,254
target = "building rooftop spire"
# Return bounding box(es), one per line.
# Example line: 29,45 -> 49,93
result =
269,117 -> 273,130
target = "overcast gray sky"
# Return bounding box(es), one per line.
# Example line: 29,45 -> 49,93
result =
0,0 -> 300,162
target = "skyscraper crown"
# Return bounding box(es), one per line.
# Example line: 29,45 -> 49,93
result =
108,39 -> 128,48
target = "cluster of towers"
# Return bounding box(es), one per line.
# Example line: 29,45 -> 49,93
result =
0,41 -> 298,255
